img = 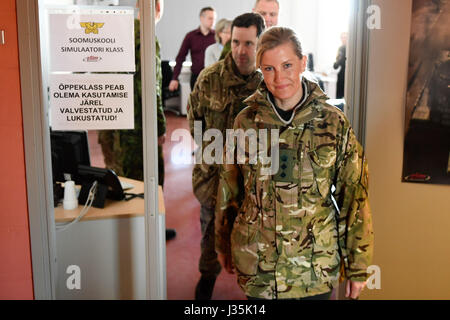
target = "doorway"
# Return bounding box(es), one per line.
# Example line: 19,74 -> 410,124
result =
17,0 -> 165,299
158,0 -> 370,299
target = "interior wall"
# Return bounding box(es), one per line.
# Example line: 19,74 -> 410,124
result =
316,0 -> 350,73
278,0 -> 319,69
155,0 -> 348,74
0,0 -> 34,299
156,0 -> 252,61
362,0 -> 450,299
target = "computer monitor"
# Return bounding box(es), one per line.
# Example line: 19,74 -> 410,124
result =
50,129 -> 91,184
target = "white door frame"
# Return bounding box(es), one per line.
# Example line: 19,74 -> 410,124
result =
17,0 -> 57,299
346,0 -> 372,145
336,0 -> 372,299
16,0 -> 165,299
139,0 -> 166,300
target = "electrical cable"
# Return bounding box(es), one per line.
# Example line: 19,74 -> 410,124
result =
124,192 -> 144,201
56,180 -> 98,232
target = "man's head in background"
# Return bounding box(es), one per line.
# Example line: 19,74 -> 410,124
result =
230,12 -> 266,75
253,0 -> 279,28
199,7 -> 217,31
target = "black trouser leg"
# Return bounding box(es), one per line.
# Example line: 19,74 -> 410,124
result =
190,73 -> 199,90
195,205 -> 221,300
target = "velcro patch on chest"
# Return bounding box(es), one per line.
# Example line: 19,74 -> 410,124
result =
273,148 -> 300,183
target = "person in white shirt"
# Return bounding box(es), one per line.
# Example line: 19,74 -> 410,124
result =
204,18 -> 232,67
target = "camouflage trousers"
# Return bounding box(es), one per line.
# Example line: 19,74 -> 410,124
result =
199,205 -> 222,279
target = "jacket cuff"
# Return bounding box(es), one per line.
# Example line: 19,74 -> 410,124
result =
345,273 -> 368,282
344,265 -> 369,282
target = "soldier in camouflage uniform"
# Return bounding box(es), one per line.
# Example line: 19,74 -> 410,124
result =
98,2 -> 166,185
215,27 -> 373,300
188,13 -> 266,300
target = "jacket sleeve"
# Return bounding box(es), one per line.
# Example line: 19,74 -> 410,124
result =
214,119 -> 244,255
155,41 -> 166,137
333,125 -> 374,282
187,70 -> 208,137
172,33 -> 191,81
215,162 -> 242,255
156,82 -> 166,137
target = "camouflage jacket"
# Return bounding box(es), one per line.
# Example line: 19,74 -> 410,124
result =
215,78 -> 374,299
188,53 -> 263,208
219,40 -> 231,61
97,20 -> 165,180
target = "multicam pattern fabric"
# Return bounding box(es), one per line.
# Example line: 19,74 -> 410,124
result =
215,78 -> 374,299
187,53 -> 263,208
98,20 -> 166,182
219,40 -> 231,61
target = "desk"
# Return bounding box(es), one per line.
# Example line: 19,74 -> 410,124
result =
54,177 -> 166,300
54,177 -> 165,222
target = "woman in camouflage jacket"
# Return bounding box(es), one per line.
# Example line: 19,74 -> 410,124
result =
215,27 -> 374,300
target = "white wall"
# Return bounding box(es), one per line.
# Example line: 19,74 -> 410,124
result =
56,217 -> 147,299
156,0 -> 253,61
44,0 -> 350,73
362,0 -> 450,299
278,0 -> 319,67
316,0 -> 350,73
280,0 -> 350,73
153,0 -> 350,73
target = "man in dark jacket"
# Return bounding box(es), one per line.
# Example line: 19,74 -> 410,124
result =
333,32 -> 348,99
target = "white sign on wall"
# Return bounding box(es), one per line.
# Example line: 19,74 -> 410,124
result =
50,73 -> 134,130
48,7 -> 135,72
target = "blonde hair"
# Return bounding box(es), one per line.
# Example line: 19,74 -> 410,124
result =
256,27 -> 303,68
214,18 -> 232,43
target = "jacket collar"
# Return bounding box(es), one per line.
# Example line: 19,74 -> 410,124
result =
219,53 -> 262,89
244,77 -> 329,127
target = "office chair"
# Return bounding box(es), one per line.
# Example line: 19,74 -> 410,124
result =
161,60 -> 181,115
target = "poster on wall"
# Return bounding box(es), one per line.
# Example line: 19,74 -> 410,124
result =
402,0 -> 450,185
48,7 -> 135,72
50,73 -> 134,130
